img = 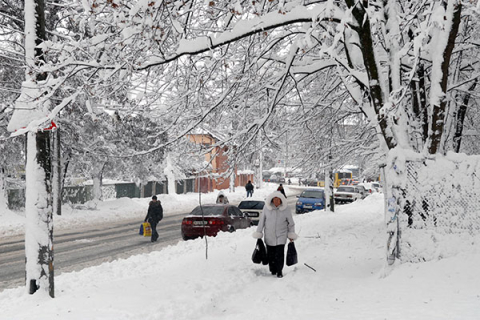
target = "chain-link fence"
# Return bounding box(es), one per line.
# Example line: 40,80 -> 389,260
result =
392,157 -> 480,263
401,159 -> 480,236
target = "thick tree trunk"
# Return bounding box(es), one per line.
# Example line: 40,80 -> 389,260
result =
25,131 -> 54,297
346,0 -> 396,151
428,2 -> 461,154
20,0 -> 55,297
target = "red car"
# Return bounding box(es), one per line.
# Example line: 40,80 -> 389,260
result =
181,204 -> 253,240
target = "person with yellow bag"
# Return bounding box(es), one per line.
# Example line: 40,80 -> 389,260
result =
144,195 -> 163,242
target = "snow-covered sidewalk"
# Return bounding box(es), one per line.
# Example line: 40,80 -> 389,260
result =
1,192 -> 479,320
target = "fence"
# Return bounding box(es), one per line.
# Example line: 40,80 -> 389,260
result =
7,173 -> 254,209
387,153 -> 480,263
6,178 -> 194,209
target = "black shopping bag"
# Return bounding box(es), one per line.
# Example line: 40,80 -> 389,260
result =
286,242 -> 298,266
252,239 -> 268,265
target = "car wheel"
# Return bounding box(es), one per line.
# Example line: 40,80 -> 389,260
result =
228,225 -> 235,232
181,232 -> 190,241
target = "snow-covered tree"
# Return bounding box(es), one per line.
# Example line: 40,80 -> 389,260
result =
7,0 -> 55,297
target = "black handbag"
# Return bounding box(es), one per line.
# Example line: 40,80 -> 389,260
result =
252,239 -> 268,265
286,242 -> 298,266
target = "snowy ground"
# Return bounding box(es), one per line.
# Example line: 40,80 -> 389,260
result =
0,185 -> 479,320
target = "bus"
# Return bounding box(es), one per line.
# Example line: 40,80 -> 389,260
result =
333,170 -> 353,188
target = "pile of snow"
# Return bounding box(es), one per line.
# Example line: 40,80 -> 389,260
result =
1,193 -> 479,319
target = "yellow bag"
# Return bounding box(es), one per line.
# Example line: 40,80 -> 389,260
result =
143,222 -> 152,237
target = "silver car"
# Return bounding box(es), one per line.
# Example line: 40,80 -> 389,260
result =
238,200 -> 265,225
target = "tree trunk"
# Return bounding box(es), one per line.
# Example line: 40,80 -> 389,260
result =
52,128 -> 62,215
92,163 -> 106,202
428,2 -> 462,154
410,63 -> 428,149
346,0 -> 396,151
453,80 -> 477,153
18,0 -> 55,298
25,131 -> 54,297
0,167 -> 8,211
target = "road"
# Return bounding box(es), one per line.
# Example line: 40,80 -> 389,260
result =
0,192 -> 301,291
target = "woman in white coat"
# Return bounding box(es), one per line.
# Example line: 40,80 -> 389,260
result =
253,191 -> 297,278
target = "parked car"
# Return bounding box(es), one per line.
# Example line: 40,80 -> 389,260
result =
355,185 -> 368,199
358,182 -> 380,194
238,200 -> 265,225
371,182 -> 382,193
334,186 -> 363,204
181,204 -> 252,240
295,189 -> 325,213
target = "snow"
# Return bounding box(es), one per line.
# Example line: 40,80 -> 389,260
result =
1,187 -> 479,319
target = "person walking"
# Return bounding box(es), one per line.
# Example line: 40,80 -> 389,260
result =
277,184 -> 287,198
253,191 -> 297,278
144,195 -> 163,242
216,191 -> 229,204
245,180 -> 254,198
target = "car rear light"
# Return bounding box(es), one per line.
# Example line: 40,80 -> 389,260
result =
346,195 -> 352,198
182,220 -> 193,225
208,219 -> 225,225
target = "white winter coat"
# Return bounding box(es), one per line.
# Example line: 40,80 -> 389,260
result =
253,191 -> 297,246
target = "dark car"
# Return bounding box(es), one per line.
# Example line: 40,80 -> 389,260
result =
295,189 -> 325,213
181,204 -> 253,240
238,200 -> 265,225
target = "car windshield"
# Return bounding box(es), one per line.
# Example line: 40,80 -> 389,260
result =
238,201 -> 265,210
337,187 -> 355,193
300,191 -> 324,199
189,206 -> 225,216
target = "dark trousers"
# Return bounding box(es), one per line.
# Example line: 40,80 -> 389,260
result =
266,244 -> 285,275
247,190 -> 253,197
149,219 -> 159,242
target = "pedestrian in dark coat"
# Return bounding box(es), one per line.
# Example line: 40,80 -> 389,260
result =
245,180 -> 254,198
253,191 -> 297,278
144,195 -> 163,242
277,184 -> 287,198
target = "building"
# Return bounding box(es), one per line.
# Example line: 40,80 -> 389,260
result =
187,130 -> 253,193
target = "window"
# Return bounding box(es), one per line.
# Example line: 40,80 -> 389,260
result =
228,207 -> 243,217
238,201 -> 265,210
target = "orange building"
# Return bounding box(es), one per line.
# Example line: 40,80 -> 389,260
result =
187,131 -> 253,193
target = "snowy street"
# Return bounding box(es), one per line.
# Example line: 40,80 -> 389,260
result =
0,214 -> 184,290
0,185 -> 300,291
0,190 -> 296,290
0,187 -> 478,320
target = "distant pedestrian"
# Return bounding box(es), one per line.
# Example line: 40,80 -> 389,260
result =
277,184 -> 287,198
253,191 -> 297,278
245,180 -> 254,198
216,191 -> 230,204
144,195 -> 163,242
